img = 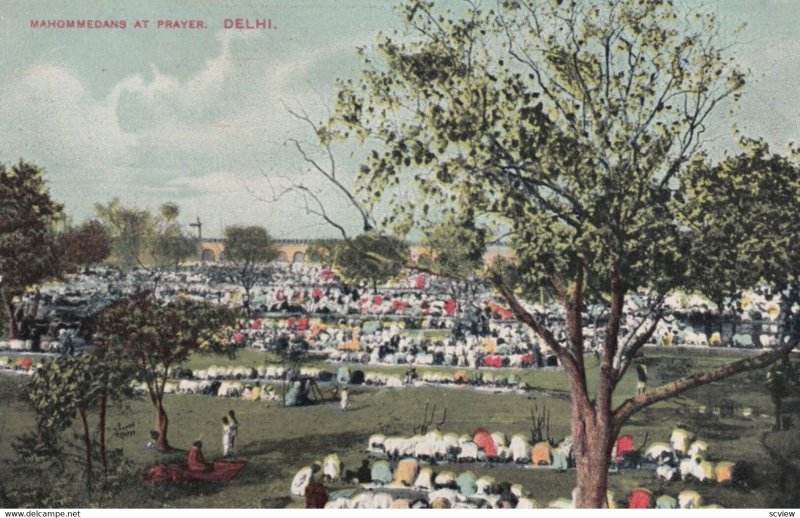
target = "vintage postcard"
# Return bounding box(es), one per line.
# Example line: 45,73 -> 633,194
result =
0,0 -> 798,513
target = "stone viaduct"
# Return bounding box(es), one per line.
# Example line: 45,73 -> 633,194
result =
196,238 -> 511,264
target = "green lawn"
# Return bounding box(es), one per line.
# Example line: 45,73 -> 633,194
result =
0,351 -> 797,508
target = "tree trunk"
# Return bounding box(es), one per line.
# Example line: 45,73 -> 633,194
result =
773,396 -> 783,431
244,285 -> 252,317
98,389 -> 108,474
572,406 -> 614,508
155,400 -> 171,451
79,408 -> 93,487
1,290 -> 19,339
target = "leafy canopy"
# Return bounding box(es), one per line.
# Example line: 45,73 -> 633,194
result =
309,234 -> 409,289
0,161 -> 63,296
332,0 -> 745,301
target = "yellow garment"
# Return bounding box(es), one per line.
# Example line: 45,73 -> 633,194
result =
679,490 -> 702,509
242,387 -> 260,401
532,442 -> 551,466
432,498 -> 451,509
393,459 -> 419,486
481,337 -> 496,353
390,499 -> 410,509
715,462 -> 735,483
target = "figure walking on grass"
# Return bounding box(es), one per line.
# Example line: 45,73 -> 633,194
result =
636,364 -> 648,395
340,387 -> 349,412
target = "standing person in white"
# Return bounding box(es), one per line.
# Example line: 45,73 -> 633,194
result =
340,387 -> 349,411
222,416 -> 233,457
228,410 -> 239,455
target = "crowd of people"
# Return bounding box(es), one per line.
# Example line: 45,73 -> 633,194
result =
1,262 -> 789,366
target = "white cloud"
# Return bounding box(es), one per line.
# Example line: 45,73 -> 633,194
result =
0,64 -> 136,170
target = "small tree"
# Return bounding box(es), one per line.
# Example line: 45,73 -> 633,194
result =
58,220 -> 112,273
97,293 -> 237,451
94,198 -> 155,268
419,216 -> 488,327
0,160 -> 63,338
324,233 -> 409,293
223,225 -> 279,315
151,203 -> 197,270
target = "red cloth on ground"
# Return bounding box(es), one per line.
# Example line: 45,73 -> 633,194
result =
145,459 -> 247,483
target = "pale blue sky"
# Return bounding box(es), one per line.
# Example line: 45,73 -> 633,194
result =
0,0 -> 798,238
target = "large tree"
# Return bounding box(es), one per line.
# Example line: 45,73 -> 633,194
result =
97,294 -> 237,451
222,225 -> 279,315
328,0 -> 799,507
0,161 -> 63,338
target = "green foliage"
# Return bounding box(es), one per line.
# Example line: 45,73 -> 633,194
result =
681,139 -> 800,308
94,198 -> 155,268
325,1 -> 800,505
159,202 -> 180,222
152,204 -> 197,269
332,0 -> 744,301
96,293 -> 237,448
315,234 -> 409,290
58,219 -> 112,272
0,160 -> 64,337
98,294 -> 238,377
95,199 -> 198,270
223,225 -> 279,266
419,216 -> 487,279
223,225 -> 279,310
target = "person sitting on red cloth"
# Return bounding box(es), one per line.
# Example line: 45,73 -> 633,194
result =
305,465 -> 328,508
187,441 -> 213,472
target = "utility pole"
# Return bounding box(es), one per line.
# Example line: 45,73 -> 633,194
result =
189,217 -> 202,241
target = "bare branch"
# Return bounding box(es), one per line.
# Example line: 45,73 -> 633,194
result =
613,338 -> 799,425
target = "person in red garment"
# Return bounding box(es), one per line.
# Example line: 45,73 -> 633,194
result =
187,441 -> 213,472
304,464 -> 328,508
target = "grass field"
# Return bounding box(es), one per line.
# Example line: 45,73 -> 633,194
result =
0,350 -> 797,508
